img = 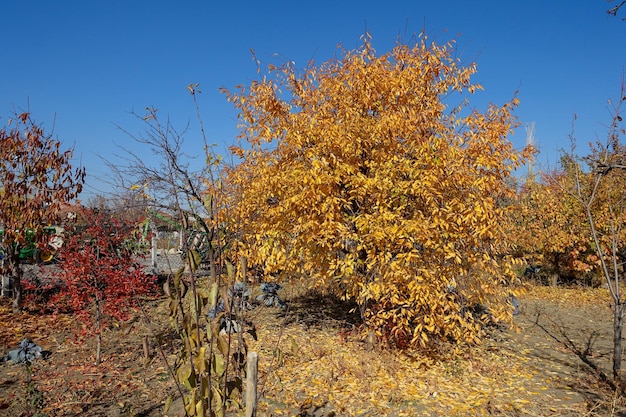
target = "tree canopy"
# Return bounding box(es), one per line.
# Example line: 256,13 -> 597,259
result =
223,33 -> 531,348
0,112 -> 85,311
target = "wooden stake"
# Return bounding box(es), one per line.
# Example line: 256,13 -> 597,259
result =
246,351 -> 258,417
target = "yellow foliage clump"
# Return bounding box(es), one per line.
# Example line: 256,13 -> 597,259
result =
223,33 -> 530,349
507,151 -> 626,286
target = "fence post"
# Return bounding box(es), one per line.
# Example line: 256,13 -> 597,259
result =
246,351 -> 258,417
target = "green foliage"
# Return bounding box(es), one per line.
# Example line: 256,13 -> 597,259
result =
23,362 -> 48,417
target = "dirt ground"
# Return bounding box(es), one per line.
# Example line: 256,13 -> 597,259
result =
0,281 -> 624,417
489,287 -> 622,416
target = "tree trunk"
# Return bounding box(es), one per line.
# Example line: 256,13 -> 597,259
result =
95,299 -> 102,365
11,279 -> 21,313
151,232 -> 158,270
549,273 -> 559,287
9,252 -> 23,313
613,301 -> 625,381
209,248 -> 217,281
96,332 -> 102,365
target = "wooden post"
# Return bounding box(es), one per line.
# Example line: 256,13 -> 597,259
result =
246,351 -> 258,417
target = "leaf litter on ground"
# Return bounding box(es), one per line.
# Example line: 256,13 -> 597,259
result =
0,282 -> 623,416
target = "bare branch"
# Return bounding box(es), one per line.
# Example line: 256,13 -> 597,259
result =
608,0 -> 626,19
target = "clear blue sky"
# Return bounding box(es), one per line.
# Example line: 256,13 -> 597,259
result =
1,0 -> 624,200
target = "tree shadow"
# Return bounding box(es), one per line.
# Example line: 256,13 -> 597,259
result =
531,307 -> 615,389
526,305 -> 626,415
278,289 -> 362,330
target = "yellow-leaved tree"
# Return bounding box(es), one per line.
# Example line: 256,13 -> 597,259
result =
507,169 -> 598,286
224,33 -> 531,349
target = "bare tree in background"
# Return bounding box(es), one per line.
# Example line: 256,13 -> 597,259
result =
110,96 -> 223,277
110,86 -> 252,416
566,81 -> 626,383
